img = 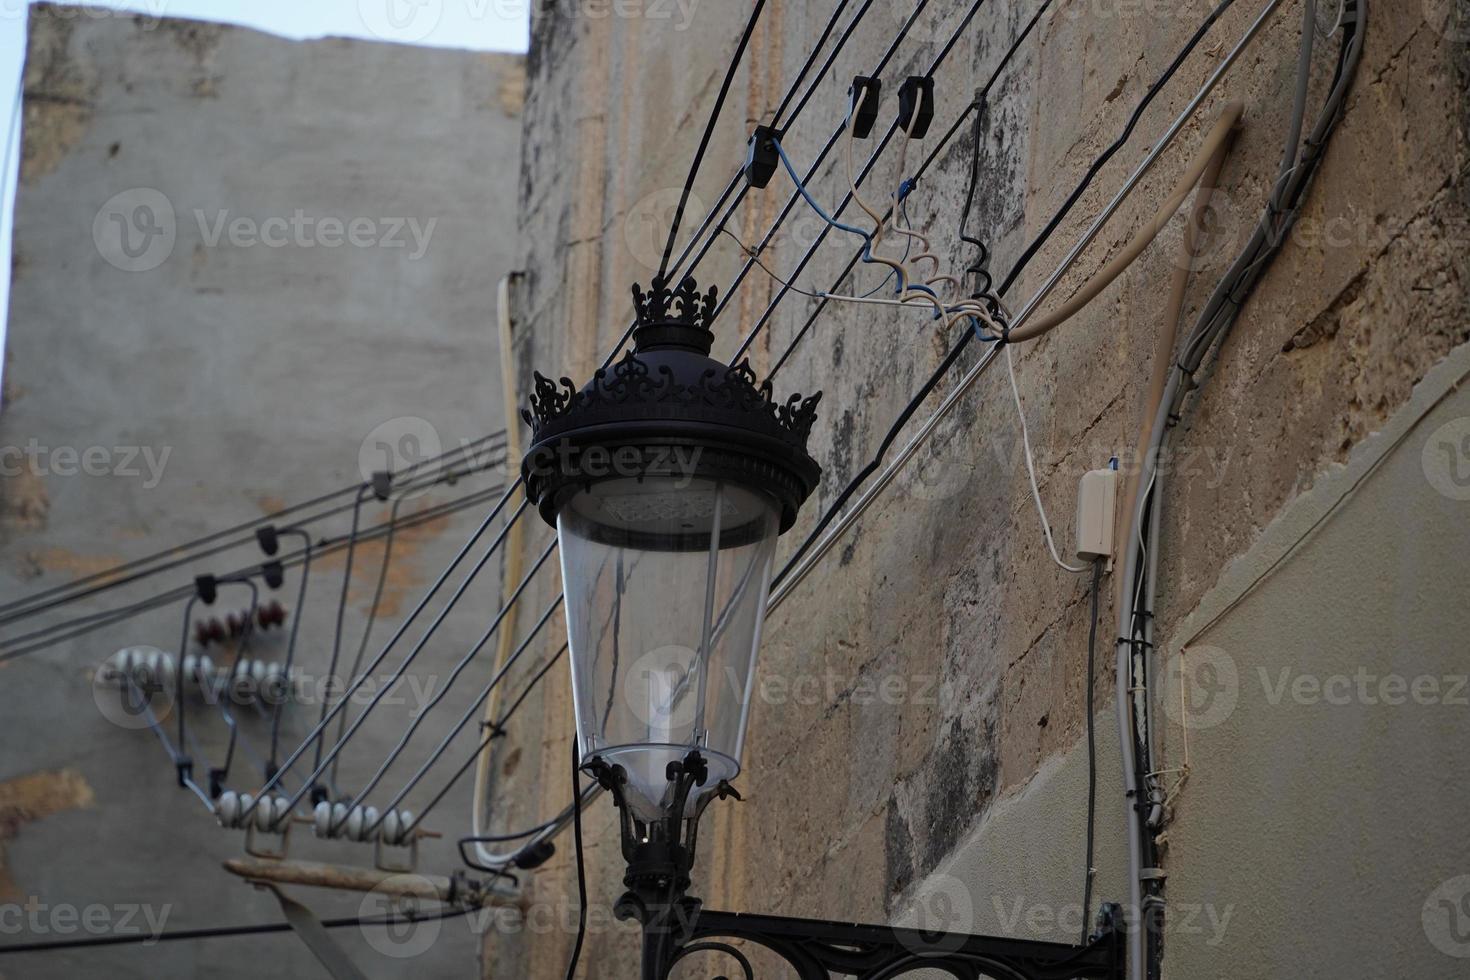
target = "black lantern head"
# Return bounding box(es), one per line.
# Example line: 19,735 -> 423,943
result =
520,274 -> 821,920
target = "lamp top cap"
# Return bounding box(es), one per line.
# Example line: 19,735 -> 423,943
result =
631,276 -> 716,355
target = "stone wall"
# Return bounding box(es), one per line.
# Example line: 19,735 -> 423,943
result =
486,0 -> 1468,976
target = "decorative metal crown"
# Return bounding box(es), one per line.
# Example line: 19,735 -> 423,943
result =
521,274 -> 820,451
631,275 -> 718,333
520,352 -> 821,450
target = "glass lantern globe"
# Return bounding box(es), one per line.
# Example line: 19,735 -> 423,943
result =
521,275 -> 821,828
558,475 -> 780,821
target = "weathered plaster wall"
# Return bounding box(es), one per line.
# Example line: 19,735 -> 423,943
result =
1,7 -> 522,978
489,0 -> 1468,976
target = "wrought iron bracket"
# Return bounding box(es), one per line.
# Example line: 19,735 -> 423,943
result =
647,901 -> 1126,980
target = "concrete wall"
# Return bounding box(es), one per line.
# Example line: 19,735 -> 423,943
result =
0,7 -> 523,978
487,0 -> 1470,977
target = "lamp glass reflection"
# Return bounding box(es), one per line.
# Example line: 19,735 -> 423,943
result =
557,476 -> 779,821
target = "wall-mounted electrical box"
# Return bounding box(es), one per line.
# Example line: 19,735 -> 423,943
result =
1075,462 -> 1118,565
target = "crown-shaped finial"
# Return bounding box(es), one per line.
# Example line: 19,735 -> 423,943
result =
631,275 -> 718,354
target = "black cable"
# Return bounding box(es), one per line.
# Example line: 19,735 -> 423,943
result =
995,0 -> 1237,297
772,0 -> 1240,586
755,0 -> 1045,372
299,0 -> 909,823
0,433 -> 505,626
329,493 -> 404,791
267,528 -> 313,776
313,485 -> 372,787
1081,558 -> 1102,944
225,0 -> 902,842
655,0 -> 767,281
712,0 -> 941,335
0,905 -> 474,955
768,0 -> 857,132
0,449 -> 503,648
0,471 -> 507,662
568,0 -> 883,379
564,735 -> 589,980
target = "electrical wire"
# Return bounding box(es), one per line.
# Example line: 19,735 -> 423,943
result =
770,0 -> 1261,590
328,493 -> 405,792
655,0 -> 767,280
705,0 -> 941,331
0,457 -> 506,660
235,15 -> 1358,980
564,737 -> 589,980
315,0 -> 1102,868
267,528 -> 313,776
238,0 -> 1262,870
1005,344 -> 1088,573
1080,558 -> 1102,943
757,0 -> 1054,375
337,574 -> 561,839
768,0 -> 856,132
226,0 -> 885,840
0,433 -> 505,627
315,485 -> 373,789
281,0 -> 936,837
0,905 -> 475,955
1114,8 -> 1365,977
239,496 -> 534,825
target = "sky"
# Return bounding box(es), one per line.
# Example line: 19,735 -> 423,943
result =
0,0 -> 530,390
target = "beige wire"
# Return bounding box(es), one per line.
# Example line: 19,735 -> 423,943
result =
1005,102 -> 1244,344
471,274 -> 527,861
1115,120 -> 1237,600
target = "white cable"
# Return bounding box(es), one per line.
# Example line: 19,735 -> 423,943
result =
1006,345 -> 1087,573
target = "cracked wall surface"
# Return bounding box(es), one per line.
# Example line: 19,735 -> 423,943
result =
487,1 -> 1469,977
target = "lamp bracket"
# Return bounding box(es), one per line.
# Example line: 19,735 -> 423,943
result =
648,901 -> 1126,980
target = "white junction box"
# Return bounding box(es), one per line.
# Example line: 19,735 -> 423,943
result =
1075,463 -> 1118,565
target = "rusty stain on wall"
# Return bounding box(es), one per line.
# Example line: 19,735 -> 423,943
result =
312,503 -> 459,618
496,60 -> 527,117
255,494 -> 287,515
19,546 -> 125,583
0,469 -> 49,533
20,9 -> 93,184
0,769 -> 95,899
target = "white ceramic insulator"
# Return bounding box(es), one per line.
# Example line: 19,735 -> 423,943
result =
312,802 -> 408,843
379,808 -> 415,846
216,790 -> 287,832
105,646 -> 175,692
216,790 -> 242,828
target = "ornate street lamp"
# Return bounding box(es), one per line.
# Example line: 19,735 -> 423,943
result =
522,275 -> 1123,979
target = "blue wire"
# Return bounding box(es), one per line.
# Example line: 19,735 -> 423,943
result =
772,137 -> 876,247
771,137 -> 944,303
859,211 -> 911,299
